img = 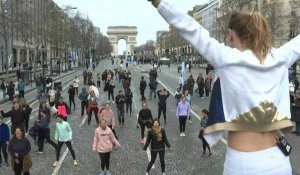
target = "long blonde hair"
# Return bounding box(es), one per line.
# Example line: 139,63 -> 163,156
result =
228,11 -> 272,64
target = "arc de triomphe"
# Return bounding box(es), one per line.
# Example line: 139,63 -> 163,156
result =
107,26 -> 138,56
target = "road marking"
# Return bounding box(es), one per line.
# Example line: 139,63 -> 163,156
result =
139,67 -> 228,146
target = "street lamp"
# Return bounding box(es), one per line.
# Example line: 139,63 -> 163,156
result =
0,45 -> 3,72
41,45 -> 45,77
64,47 -> 67,72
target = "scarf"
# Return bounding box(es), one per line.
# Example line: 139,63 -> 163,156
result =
152,126 -> 162,141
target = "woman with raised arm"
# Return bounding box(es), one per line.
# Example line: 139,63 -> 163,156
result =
148,0 -> 300,174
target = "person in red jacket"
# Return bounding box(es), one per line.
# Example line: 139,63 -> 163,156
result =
55,97 -> 70,121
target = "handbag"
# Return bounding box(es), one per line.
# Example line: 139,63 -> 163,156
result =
104,84 -> 108,92
198,129 -> 204,139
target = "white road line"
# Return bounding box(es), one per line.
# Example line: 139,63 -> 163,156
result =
51,148 -> 69,175
140,68 -> 228,146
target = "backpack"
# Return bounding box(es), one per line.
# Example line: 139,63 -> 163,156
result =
57,105 -> 67,117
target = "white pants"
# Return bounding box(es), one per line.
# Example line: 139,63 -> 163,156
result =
224,146 -> 292,175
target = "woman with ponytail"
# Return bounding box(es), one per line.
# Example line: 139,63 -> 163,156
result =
143,119 -> 172,175
148,0 -> 300,174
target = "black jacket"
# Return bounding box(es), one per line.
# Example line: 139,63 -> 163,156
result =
115,94 -> 125,108
292,98 -> 300,122
68,87 -> 75,99
125,89 -> 133,103
138,109 -> 153,125
157,90 -> 170,107
140,80 -> 147,91
143,128 -> 171,151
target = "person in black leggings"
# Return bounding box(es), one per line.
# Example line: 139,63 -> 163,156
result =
125,88 -> 133,116
157,88 -> 170,125
137,102 -> 153,144
176,96 -> 190,137
199,109 -> 212,156
53,115 -> 77,167
93,119 -> 121,175
143,119 -> 172,175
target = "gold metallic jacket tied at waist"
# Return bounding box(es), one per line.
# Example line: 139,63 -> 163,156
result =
205,101 -> 293,133
233,101 -> 288,127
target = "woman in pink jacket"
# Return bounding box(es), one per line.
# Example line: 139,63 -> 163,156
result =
93,119 -> 121,175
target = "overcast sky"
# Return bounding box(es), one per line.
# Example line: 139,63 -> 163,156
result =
53,0 -> 208,47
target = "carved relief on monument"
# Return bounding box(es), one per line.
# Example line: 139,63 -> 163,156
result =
109,37 -> 116,41
129,37 -> 136,42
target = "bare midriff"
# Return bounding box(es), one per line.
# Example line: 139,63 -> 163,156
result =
228,131 -> 277,152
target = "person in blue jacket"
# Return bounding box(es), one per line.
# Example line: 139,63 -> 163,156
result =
17,79 -> 25,99
0,117 -> 10,167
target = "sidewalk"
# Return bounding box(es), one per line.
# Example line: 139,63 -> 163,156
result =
0,67 -> 82,104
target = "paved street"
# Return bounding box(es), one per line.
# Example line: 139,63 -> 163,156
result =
0,59 -> 300,175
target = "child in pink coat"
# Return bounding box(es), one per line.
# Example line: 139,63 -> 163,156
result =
93,119 -> 121,175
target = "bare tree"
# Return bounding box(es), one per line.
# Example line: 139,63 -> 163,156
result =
261,0 -> 286,46
0,0 -> 15,81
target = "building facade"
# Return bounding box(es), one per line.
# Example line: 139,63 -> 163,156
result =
155,0 -> 300,63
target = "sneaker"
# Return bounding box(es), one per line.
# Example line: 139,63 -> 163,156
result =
112,101 -> 115,103
99,171 -> 105,175
145,173 -> 149,175
140,139 -> 145,144
53,161 -> 59,167
182,133 -> 186,137
35,151 -> 43,154
162,173 -> 166,175
74,160 -> 78,166
106,171 -> 112,175
180,133 -> 183,137
208,152 -> 212,157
